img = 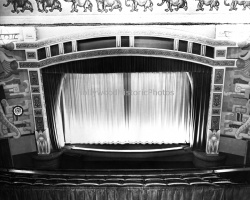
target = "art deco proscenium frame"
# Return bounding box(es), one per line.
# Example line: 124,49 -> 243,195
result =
13,27 -> 237,154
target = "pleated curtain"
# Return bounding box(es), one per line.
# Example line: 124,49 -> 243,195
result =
60,72 -> 191,144
42,56 -> 211,150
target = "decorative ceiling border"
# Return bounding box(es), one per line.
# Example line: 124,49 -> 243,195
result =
18,48 -> 235,69
15,27 -> 236,49
1,0 -> 248,14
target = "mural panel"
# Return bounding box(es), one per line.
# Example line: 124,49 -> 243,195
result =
0,49 -> 35,138
221,59 -> 250,139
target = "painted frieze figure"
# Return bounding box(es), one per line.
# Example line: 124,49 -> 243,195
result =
64,0 -> 93,12
125,0 -> 153,12
224,0 -> 250,11
35,0 -> 62,13
157,0 -> 188,12
96,0 -> 122,12
3,0 -> 33,13
196,0 -> 220,11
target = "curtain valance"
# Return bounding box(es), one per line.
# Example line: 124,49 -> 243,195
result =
41,56 -> 212,74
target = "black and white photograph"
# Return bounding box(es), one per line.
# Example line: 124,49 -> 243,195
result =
0,1 -> 250,199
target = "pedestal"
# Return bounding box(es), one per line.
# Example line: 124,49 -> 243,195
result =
32,151 -> 63,170
193,150 -> 226,168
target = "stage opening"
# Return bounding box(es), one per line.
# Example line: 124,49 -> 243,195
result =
42,56 -> 211,152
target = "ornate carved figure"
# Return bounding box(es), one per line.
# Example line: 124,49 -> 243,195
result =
125,0 -> 153,12
36,130 -> 50,154
196,0 -> 219,11
64,0 -> 93,12
35,0 -> 62,13
206,129 -> 220,154
0,100 -> 21,139
157,0 -> 187,12
235,116 -> 250,139
96,0 -> 122,12
3,0 -> 33,13
224,0 -> 250,11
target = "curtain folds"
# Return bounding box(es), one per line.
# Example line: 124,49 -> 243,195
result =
42,56 -> 212,150
61,72 -> 191,144
129,72 -> 191,144
63,73 -> 126,144
189,71 -> 212,150
1,185 -> 250,200
42,73 -> 65,149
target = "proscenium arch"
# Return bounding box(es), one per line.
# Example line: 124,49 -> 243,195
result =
35,51 -> 226,69
16,26 -> 236,69
41,55 -> 212,150
16,26 -> 230,153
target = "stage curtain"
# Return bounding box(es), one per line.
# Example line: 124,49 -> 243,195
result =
42,73 -> 66,149
129,72 -> 191,144
60,72 -> 191,144
1,185 -> 250,200
42,56 -> 211,150
190,71 -> 212,150
62,73 -> 126,144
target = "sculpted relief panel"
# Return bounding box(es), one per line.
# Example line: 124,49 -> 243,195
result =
2,0 -> 250,14
1,0 -> 250,24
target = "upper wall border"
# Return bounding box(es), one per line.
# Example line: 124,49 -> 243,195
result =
14,27 -> 236,49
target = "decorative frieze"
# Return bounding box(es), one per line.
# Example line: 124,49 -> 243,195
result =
212,109 -> 220,115
216,50 -> 226,58
34,109 -> 43,117
35,117 -> 44,131
214,85 -> 223,92
31,87 -> 40,93
20,62 -> 41,68
26,52 -> 36,59
28,69 -> 51,154
211,116 -> 220,130
212,93 -> 222,108
19,49 -> 235,69
32,94 -> 42,108
29,71 -> 39,85
214,69 -> 224,84
206,66 -> 225,155
14,27 -> 236,49
2,0 -> 249,15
